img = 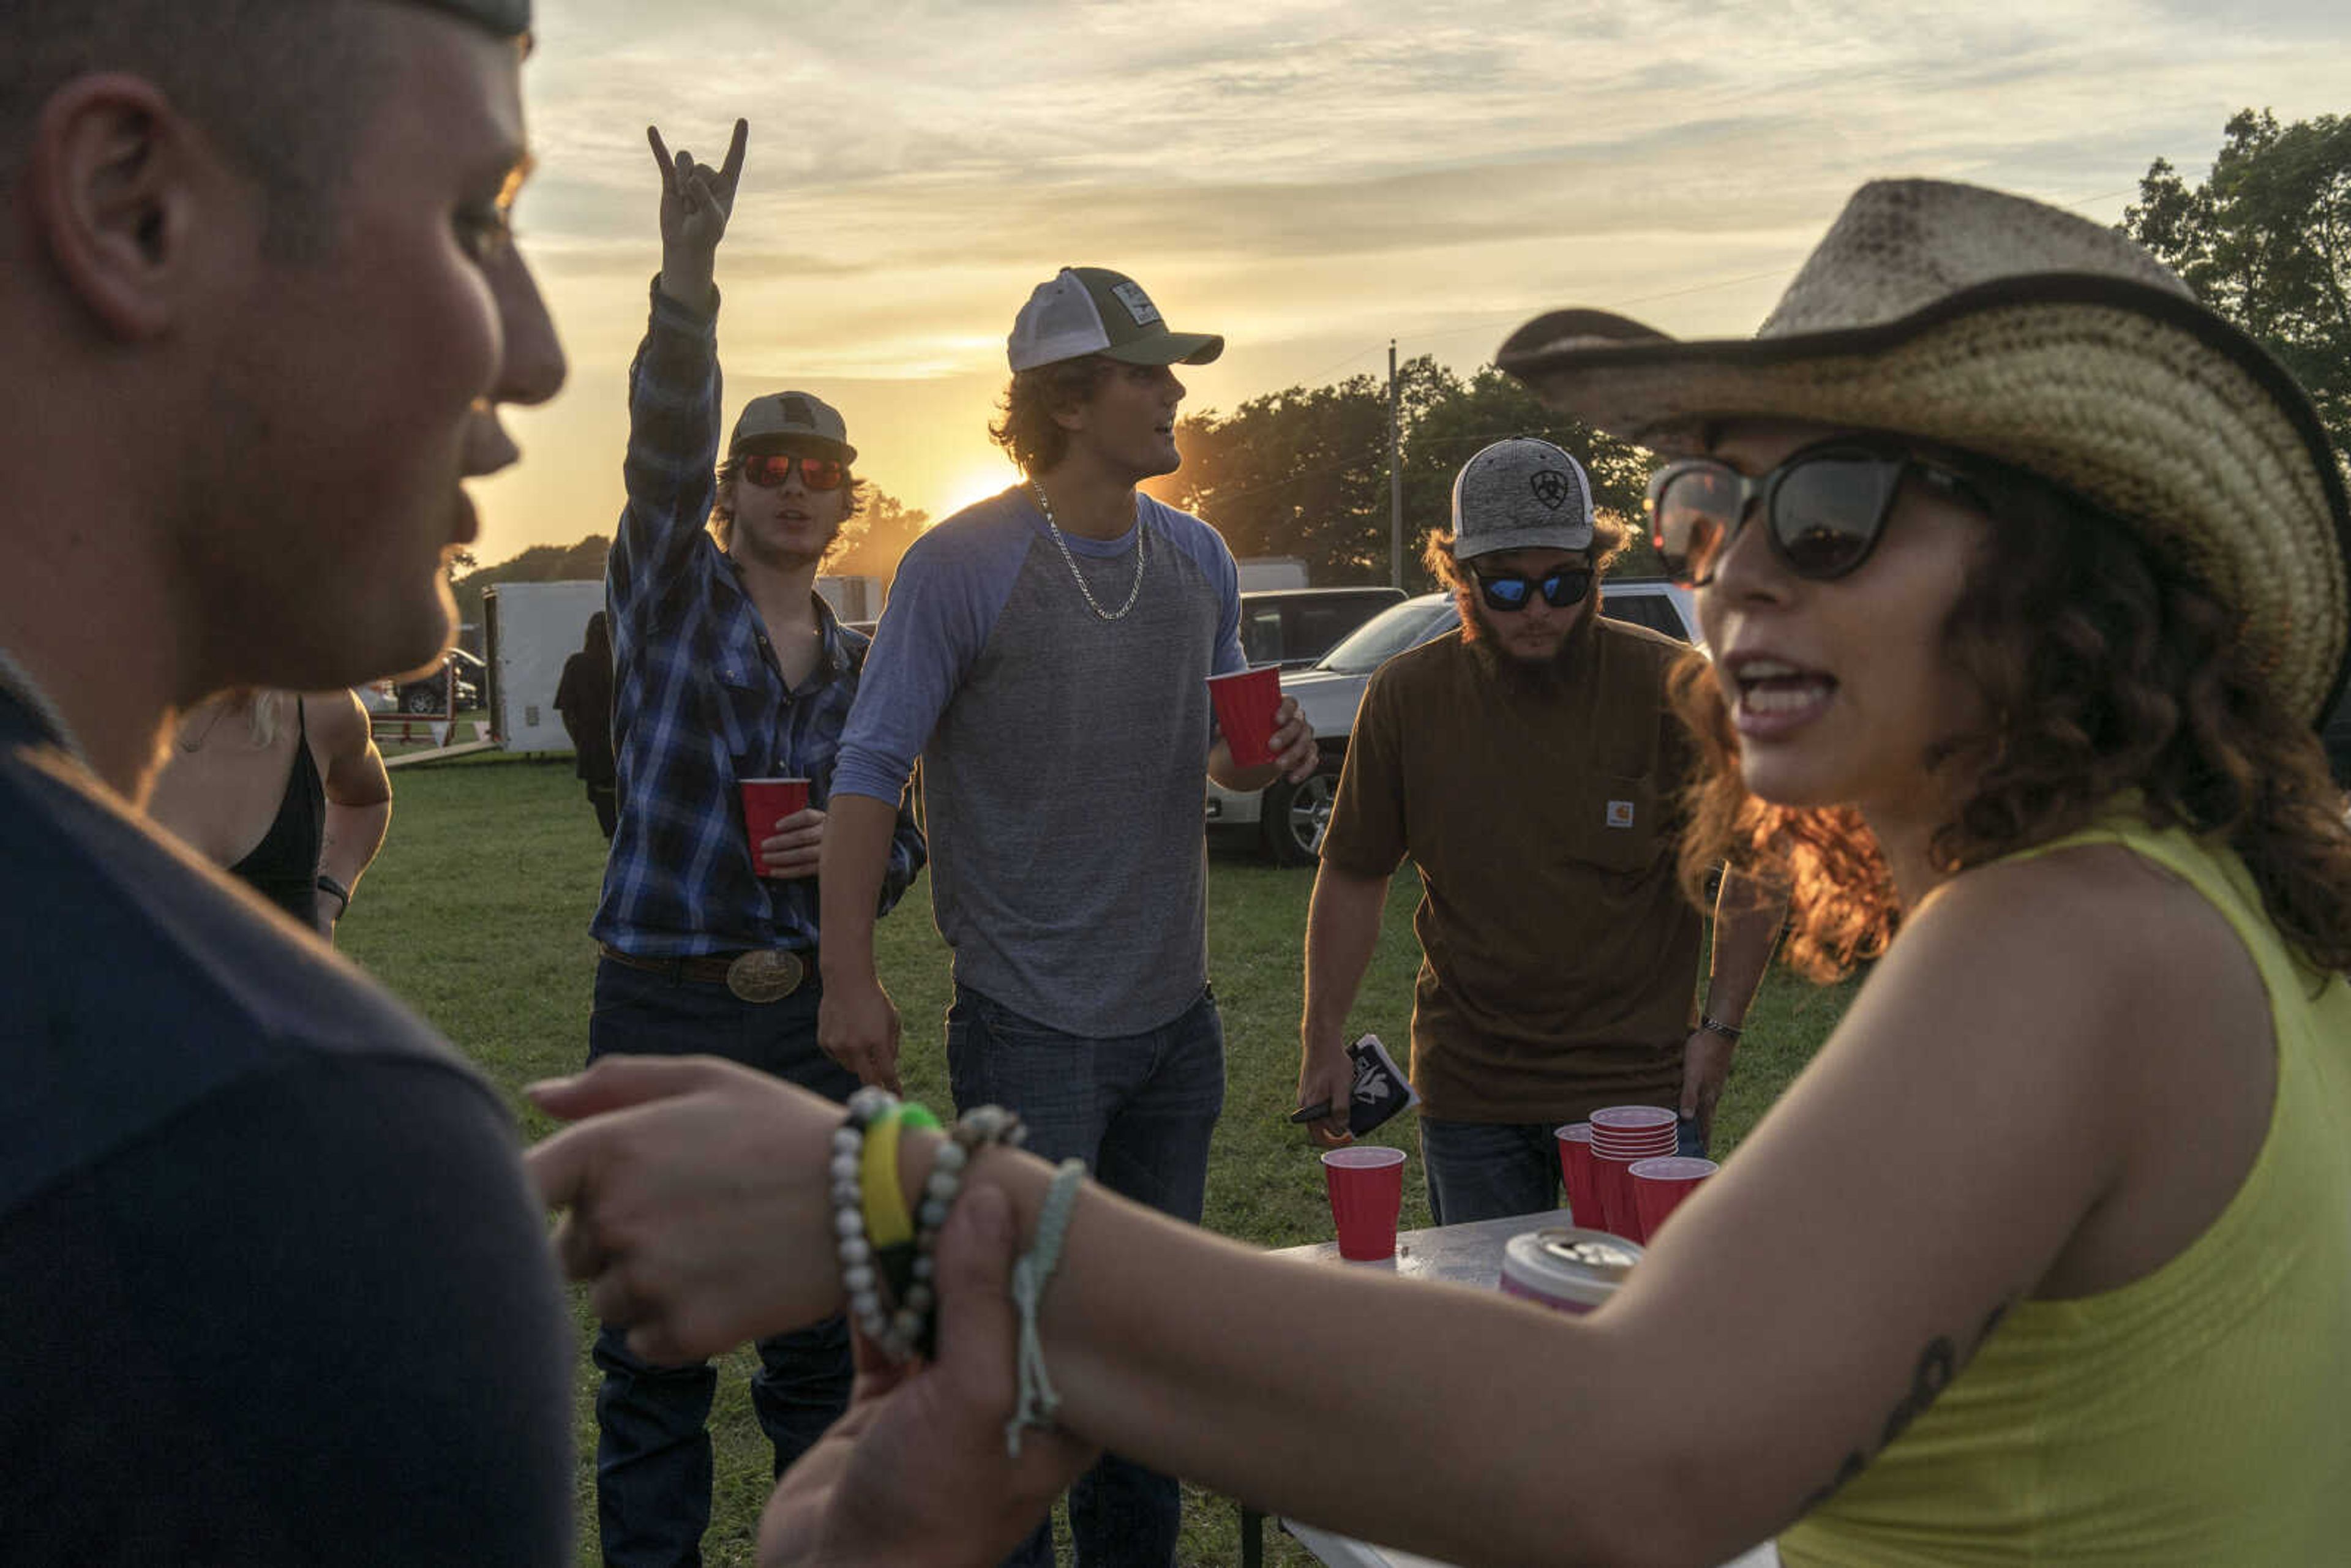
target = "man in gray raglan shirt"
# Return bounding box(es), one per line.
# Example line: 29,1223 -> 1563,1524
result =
817,267 -> 1316,1566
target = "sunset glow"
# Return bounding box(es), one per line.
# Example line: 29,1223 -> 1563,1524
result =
463,0 -> 2344,568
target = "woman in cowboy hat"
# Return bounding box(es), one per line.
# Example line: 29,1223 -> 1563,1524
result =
525,180 -> 2351,1568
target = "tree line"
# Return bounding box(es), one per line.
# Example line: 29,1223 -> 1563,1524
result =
456,105 -> 2345,602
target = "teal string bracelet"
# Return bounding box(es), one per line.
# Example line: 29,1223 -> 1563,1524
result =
1005,1158 -> 1087,1458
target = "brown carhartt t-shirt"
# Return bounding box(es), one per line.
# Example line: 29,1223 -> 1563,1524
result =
1318,610 -> 1702,1125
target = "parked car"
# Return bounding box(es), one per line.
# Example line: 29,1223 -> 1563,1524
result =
394,647 -> 487,714
1207,579 -> 1703,865
1237,585 -> 1408,670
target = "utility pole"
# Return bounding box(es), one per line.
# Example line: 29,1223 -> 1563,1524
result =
1387,340 -> 1404,590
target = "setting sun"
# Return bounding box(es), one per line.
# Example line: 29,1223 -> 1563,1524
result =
931,460 -> 1024,527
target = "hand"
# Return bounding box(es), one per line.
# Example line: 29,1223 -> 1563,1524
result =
757,1184 -> 1098,1567
1268,697 -> 1318,782
1678,1026 -> 1737,1148
524,1055 -> 844,1361
819,973 -> 905,1093
759,806 -> 827,880
648,118 -> 748,306
1295,1033 -> 1354,1148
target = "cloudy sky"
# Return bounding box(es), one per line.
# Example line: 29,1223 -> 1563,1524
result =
470,0 -> 2347,563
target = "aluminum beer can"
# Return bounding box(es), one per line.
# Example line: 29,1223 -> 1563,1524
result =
1498,1226 -> 1643,1315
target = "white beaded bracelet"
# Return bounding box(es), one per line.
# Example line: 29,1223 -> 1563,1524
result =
831,1086 -> 899,1351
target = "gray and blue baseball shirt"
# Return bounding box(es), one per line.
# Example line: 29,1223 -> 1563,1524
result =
831,487 -> 1247,1037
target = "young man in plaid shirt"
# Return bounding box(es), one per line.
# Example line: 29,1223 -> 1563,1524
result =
585,118 -> 925,1568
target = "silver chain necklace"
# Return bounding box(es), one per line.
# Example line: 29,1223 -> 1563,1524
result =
1030,482 -> 1146,623
0,642 -> 88,766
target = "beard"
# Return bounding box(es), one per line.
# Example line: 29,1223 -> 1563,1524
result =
1459,587 -> 1584,696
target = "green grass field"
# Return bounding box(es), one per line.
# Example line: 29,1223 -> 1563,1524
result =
340,752 -> 1855,1566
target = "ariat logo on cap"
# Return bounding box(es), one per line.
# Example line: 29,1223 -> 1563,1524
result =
1110,281 -> 1163,326
1606,800 -> 1636,828
1530,468 -> 1575,509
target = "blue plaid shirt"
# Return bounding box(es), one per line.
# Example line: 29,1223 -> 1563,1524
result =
591,279 -> 924,957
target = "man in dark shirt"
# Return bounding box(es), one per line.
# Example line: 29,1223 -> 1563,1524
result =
585,119 -> 925,1567
0,0 -> 572,1560
1299,439 -> 1782,1225
557,610 -> 621,838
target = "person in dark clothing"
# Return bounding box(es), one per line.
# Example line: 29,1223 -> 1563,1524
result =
557,610 -> 621,839
0,0 -> 572,1560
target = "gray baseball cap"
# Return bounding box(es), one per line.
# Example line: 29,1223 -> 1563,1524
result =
1450,437 -> 1595,560
730,391 -> 856,464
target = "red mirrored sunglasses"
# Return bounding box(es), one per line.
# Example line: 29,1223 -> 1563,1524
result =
738,454 -> 847,492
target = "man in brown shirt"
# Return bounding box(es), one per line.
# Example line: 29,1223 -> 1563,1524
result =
1297,438 -> 1782,1224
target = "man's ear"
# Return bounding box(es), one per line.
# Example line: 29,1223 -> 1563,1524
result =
23,73 -> 226,341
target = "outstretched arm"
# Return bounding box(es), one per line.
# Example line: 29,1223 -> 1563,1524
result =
612,119 -> 751,607
531,853 -> 2223,1567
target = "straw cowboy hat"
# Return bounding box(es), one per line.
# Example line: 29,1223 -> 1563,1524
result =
1497,178 -> 2351,726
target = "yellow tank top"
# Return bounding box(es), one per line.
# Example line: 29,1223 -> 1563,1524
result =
1779,819 -> 2351,1567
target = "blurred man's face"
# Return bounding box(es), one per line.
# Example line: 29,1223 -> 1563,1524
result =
190,9 -> 564,692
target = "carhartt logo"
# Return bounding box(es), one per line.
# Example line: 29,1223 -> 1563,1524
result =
1606,800 -> 1636,828
1530,468 -> 1575,509
1109,280 -> 1163,326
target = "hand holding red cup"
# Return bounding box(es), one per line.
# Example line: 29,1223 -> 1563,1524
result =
1208,667 -> 1284,767
740,777 -> 813,879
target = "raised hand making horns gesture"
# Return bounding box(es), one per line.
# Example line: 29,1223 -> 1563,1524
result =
649,117 -> 748,313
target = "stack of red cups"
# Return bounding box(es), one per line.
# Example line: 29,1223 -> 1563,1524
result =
1586,1106 -> 1679,1239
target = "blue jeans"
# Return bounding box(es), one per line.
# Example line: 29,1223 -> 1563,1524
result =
1421,1113 -> 1708,1227
947,984 -> 1226,1568
587,956 -> 860,1568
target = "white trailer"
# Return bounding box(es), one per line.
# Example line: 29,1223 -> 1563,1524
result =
816,573 -> 885,623
483,580 -> 604,754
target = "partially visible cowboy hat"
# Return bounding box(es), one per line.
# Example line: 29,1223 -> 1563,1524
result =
1496,179 -> 2351,725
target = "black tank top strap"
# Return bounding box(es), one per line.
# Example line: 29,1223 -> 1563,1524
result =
228,697 -> 326,925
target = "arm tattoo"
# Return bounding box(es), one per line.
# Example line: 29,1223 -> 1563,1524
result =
1800,1297 -> 2015,1512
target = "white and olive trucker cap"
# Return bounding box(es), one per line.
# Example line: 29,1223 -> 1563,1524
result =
1450,438 -> 1596,560
1007,267 -> 1224,372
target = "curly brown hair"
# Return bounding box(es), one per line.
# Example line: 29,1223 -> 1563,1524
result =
1672,467 -> 2351,981
989,356 -> 1119,476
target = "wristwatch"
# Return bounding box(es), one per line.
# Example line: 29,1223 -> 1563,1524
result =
1698,1013 -> 1742,1043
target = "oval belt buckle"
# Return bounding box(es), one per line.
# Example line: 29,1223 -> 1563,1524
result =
726,948 -> 803,1004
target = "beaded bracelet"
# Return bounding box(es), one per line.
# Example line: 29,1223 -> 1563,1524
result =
880,1103 -> 1029,1363
830,1087 -> 899,1351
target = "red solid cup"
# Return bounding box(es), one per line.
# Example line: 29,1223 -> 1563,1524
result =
1322,1146 -> 1408,1261
1554,1123 -> 1599,1229
1208,666 -> 1284,767
740,777 -> 811,876
1592,1155 -> 1641,1240
1629,1156 -> 1719,1242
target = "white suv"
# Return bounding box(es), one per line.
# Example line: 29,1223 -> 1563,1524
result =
1207,579 -> 1703,865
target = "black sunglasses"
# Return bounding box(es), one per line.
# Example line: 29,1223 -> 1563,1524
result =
1646,440 -> 1974,586
1470,563 -> 1594,613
